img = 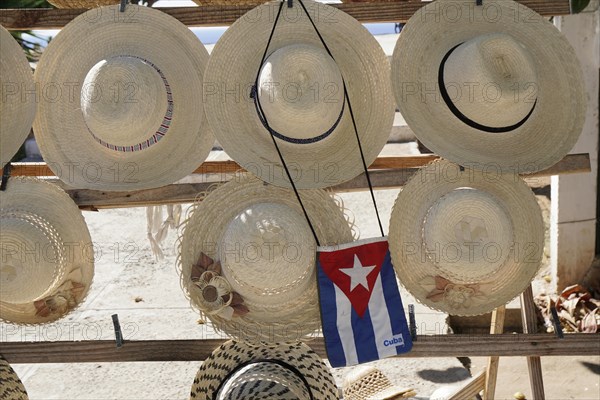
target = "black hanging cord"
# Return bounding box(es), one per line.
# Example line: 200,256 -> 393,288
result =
251,0 -> 386,244
251,1 -> 322,247
295,0 -> 385,238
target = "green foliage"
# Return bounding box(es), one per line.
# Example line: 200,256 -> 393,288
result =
571,0 -> 591,13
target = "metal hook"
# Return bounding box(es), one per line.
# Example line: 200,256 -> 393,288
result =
112,314 -> 124,347
408,304 -> 417,341
0,163 -> 12,192
120,0 -> 127,12
287,0 -> 293,8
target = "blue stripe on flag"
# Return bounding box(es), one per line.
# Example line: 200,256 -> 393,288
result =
317,261 -> 346,367
380,250 -> 413,353
351,305 -> 379,363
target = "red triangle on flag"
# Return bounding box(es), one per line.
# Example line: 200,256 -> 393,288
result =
318,240 -> 389,317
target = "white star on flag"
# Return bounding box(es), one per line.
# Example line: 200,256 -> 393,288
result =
340,254 -> 376,291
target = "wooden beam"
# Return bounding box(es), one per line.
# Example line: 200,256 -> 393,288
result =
484,306 -> 506,400
449,369 -> 487,400
1,334 -> 597,364
521,285 -> 546,399
1,153 -> 590,178
0,0 -> 572,30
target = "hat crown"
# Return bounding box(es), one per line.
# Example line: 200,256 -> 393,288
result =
442,33 -> 538,129
81,56 -> 169,149
0,212 -> 67,304
217,361 -> 311,400
257,44 -> 344,141
422,188 -> 513,283
220,202 -> 315,305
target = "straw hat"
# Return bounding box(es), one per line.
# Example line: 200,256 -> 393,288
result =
203,0 -> 394,189
190,340 -> 338,400
178,173 -> 353,342
0,26 -> 36,168
47,0 -> 119,8
388,160 -> 544,316
33,5 -> 214,191
392,0 -> 586,173
0,178 -> 94,324
0,356 -> 28,400
343,366 -> 416,400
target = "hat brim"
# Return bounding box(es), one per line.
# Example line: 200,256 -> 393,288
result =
388,160 -> 544,316
0,178 -> 94,324
190,340 -> 338,400
0,26 -> 36,168
178,174 -> 354,342
0,356 -> 28,400
203,0 -> 394,189
33,5 -> 214,191
392,0 -> 586,173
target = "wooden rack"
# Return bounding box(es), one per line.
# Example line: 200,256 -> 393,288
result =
1,2 -> 596,399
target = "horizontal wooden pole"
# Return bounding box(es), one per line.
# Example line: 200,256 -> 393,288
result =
6,153 -> 586,209
0,0 -> 571,30
1,334 -> 597,363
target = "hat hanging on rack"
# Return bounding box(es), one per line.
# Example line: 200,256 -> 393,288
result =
391,0 -> 586,173
33,5 -> 214,191
177,173 -> 354,343
0,178 -> 94,324
0,355 -> 28,400
203,0 -> 394,189
0,26 -> 36,168
388,159 -> 544,316
47,0 -> 119,8
190,340 -> 338,400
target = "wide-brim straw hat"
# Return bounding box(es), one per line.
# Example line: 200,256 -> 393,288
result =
0,26 -> 36,168
392,0 -> 586,173
47,0 -> 119,8
190,340 -> 338,400
343,365 -> 416,400
388,160 -> 544,316
0,178 -> 94,324
0,356 -> 28,400
34,5 -> 214,191
178,173 -> 353,342
203,0 -> 394,189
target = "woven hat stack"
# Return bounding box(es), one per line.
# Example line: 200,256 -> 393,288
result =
389,160 -> 544,316
203,0 -> 394,188
190,340 -> 338,400
178,174 -> 353,342
34,5 -> 214,191
0,356 -> 28,400
343,365 -> 416,400
0,178 -> 94,324
391,0 -> 586,172
0,26 -> 36,168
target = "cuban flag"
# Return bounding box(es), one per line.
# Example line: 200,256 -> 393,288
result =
317,237 -> 412,367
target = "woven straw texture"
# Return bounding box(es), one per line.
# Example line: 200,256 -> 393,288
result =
391,0 -> 585,173
203,0 -> 394,189
0,356 -> 28,400
47,0 -> 119,8
388,160 -> 544,316
343,366 -> 413,400
190,340 -> 337,400
33,5 -> 214,191
0,26 -> 36,168
178,174 -> 353,343
0,178 -> 94,324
